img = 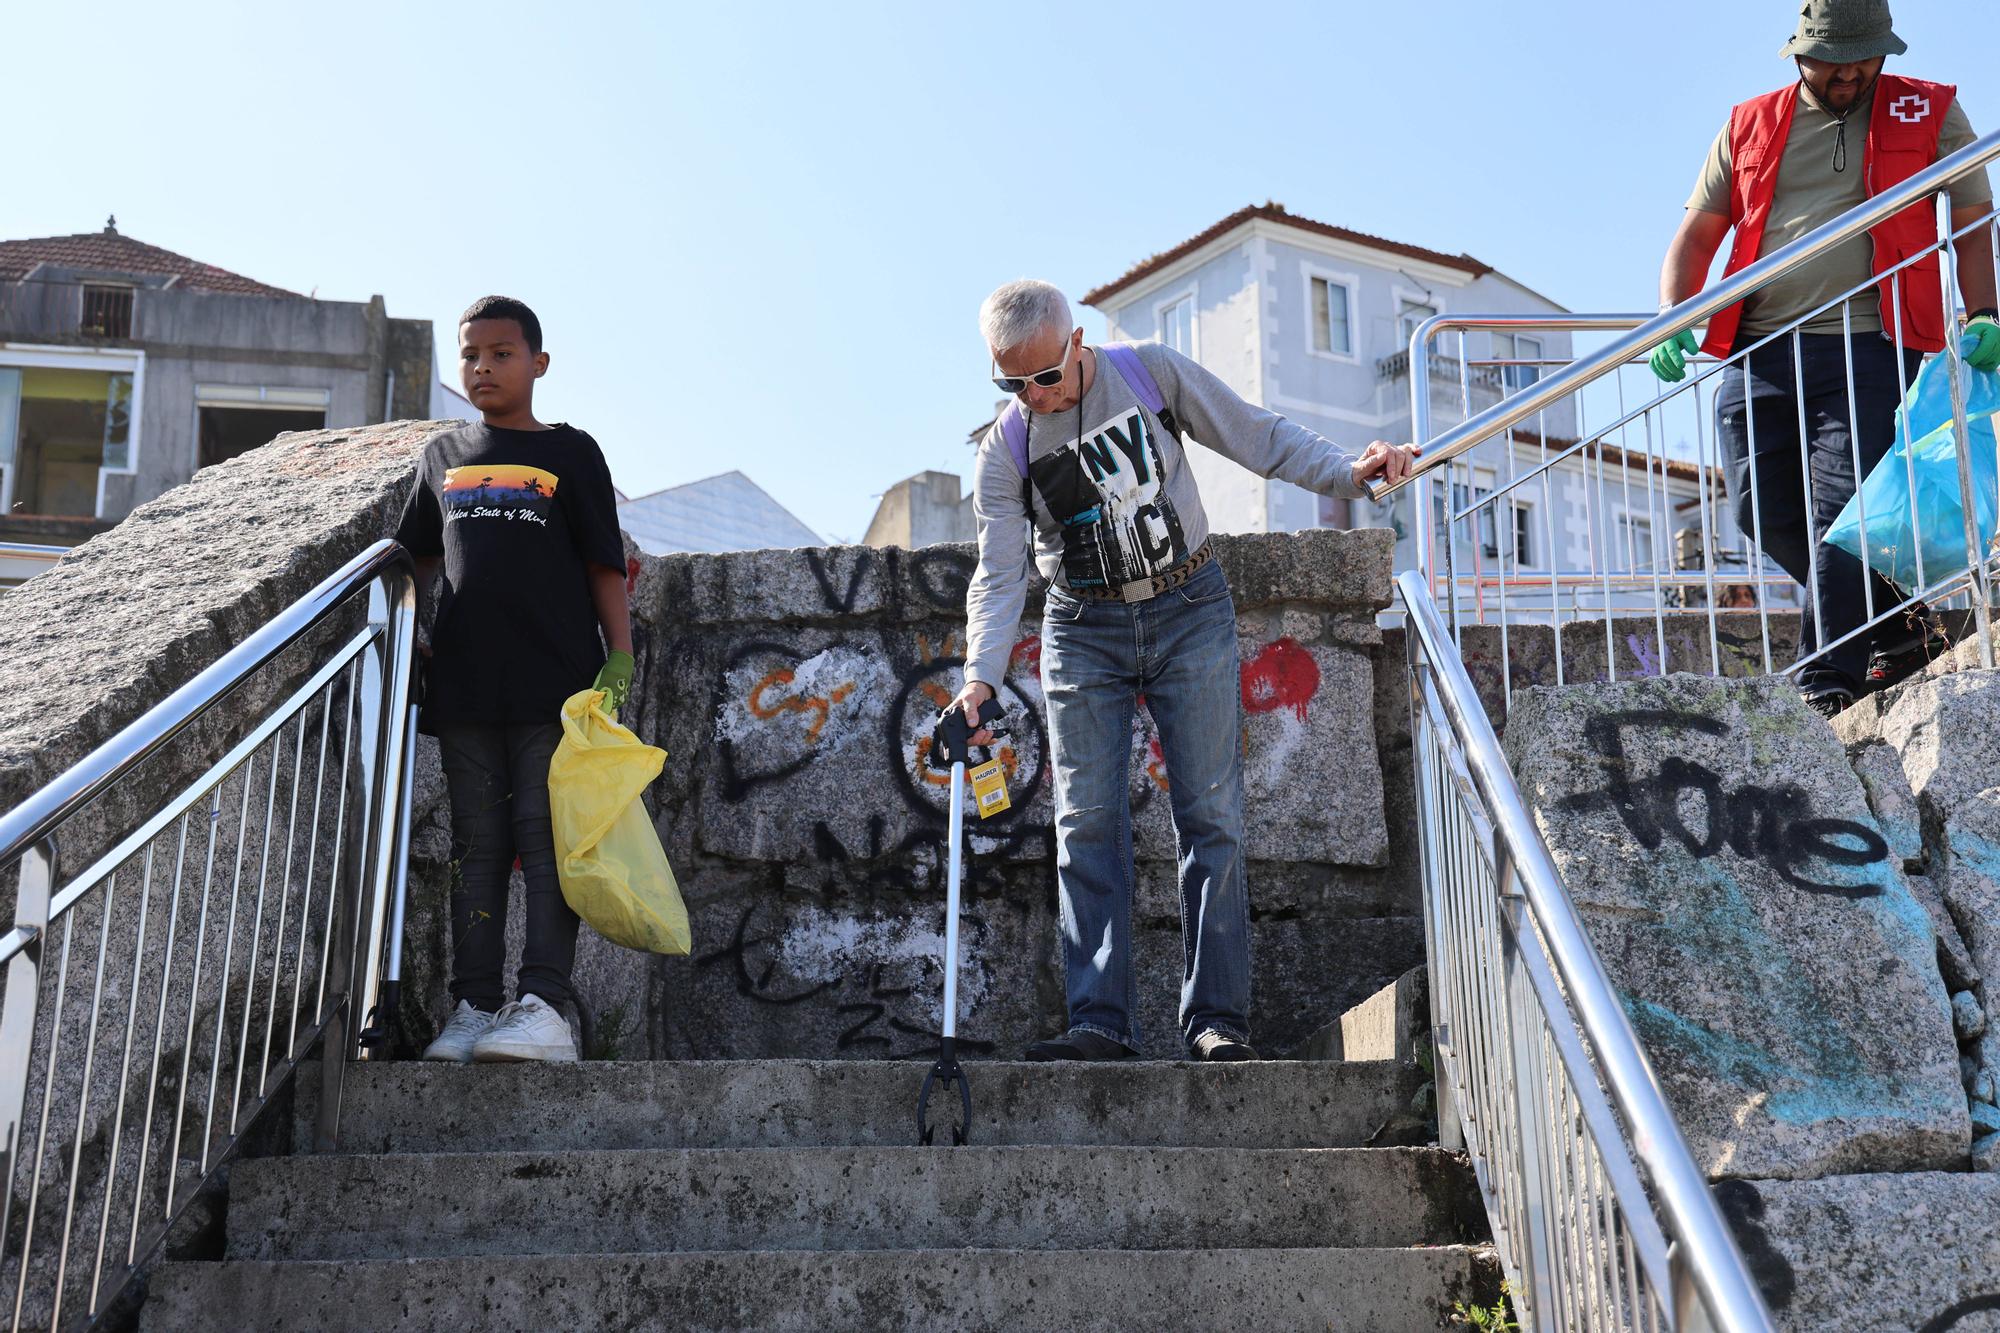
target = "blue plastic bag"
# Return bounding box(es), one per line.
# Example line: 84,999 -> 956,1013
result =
1825,355 -> 2000,594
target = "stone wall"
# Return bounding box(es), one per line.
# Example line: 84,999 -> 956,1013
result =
398,527 -> 1428,1061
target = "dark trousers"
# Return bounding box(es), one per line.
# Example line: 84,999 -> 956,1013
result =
437,723 -> 577,1011
1715,333 -> 1924,694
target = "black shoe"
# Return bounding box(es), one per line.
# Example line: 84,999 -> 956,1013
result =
1190,1030 -> 1259,1062
1804,686 -> 1855,720
1024,1031 -> 1137,1062
1867,603 -> 1949,691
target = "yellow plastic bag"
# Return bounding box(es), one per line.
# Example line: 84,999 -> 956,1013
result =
549,688 -> 690,955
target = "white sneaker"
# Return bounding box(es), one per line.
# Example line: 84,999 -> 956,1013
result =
471,993 -> 579,1063
422,1001 -> 497,1063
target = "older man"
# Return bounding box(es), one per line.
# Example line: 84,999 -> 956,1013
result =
1650,0 -> 1997,717
949,279 -> 1417,1062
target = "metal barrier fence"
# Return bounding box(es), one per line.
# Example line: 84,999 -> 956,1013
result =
1404,570 -> 1773,1333
0,540 -> 418,1329
1384,130 -> 2000,720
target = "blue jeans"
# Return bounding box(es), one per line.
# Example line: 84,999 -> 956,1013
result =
1040,558 -> 1250,1052
1715,334 -> 1923,694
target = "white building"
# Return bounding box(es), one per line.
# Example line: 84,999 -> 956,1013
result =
618,471 -> 822,555
1086,204 -> 1758,612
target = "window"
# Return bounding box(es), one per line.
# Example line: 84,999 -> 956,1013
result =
1310,276 -> 1353,356
80,285 -> 134,339
1618,513 -> 1657,571
1,367 -> 133,517
1494,332 -> 1543,392
1398,299 -> 1438,347
194,384 -> 330,469
1158,293 -> 1195,356
1512,501 -> 1534,566
1434,481 -> 1500,561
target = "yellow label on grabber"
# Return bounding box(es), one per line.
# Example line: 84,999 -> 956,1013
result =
969,759 -> 1011,818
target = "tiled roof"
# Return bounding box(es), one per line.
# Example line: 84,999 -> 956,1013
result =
1082,203 -> 1492,308
0,227 -> 299,298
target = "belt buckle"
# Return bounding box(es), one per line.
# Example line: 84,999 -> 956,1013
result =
1120,580 -> 1148,604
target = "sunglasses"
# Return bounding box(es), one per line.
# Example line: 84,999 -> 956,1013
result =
991,333 -> 1077,395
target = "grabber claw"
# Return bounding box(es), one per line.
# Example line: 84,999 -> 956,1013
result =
916,1037 -> 973,1146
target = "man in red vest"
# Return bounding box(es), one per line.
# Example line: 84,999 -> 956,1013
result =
1650,0 -> 1998,718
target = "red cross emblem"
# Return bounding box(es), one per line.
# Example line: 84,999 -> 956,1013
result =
1890,94 -> 1931,125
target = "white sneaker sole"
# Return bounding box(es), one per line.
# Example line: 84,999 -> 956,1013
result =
420,1044 -> 478,1063
471,1041 -> 579,1063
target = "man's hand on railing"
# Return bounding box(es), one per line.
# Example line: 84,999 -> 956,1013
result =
1352,441 -> 1422,489
1963,313 -> 2000,373
1649,329 -> 1700,383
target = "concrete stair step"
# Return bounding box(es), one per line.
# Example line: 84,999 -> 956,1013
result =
142,1245 -> 1503,1332
305,1058 -> 1425,1154
228,1145 -> 1481,1261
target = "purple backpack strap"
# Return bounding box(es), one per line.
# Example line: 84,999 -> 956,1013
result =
999,402 -> 1030,478
1101,343 -> 1166,416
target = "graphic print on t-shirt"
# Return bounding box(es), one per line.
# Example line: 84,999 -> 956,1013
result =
1028,407 -> 1187,588
442,464 -> 560,527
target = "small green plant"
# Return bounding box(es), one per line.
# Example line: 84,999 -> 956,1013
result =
1411,1032 -> 1438,1122
1450,1282 -> 1519,1332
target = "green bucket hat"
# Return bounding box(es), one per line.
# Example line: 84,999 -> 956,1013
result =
1779,0 -> 1908,62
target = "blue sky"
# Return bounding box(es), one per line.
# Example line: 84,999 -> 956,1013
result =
8,2 -> 1991,540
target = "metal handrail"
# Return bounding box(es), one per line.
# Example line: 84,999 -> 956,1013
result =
0,538 -> 418,1330
0,543 -> 68,564
1402,569 -> 1774,1332
1369,126 -> 2000,501
0,541 -> 413,866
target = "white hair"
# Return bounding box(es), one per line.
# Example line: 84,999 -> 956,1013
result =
979,279 -> 1072,354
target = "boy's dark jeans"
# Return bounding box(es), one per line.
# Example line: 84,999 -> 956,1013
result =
437,723 -> 578,1012
1715,333 -> 1924,696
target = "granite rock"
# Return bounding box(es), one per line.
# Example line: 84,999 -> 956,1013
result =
1719,1172 -> 2000,1331
1505,673 -> 1968,1179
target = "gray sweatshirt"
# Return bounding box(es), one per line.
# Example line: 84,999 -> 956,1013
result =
964,341 -> 1366,689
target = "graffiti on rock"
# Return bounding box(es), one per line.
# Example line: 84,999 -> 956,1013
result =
1559,710 -> 1889,898
1240,636 -> 1321,722
806,548 -> 874,614
910,548 -> 976,611
695,898 -> 999,1058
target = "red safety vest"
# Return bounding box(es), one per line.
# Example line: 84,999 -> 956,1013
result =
1702,73 -> 1955,359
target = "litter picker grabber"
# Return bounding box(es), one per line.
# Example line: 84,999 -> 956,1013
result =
916,695 -> 1006,1146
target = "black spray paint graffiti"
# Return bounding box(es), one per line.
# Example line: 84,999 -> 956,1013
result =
886,653 -> 1050,832
1713,1180 -> 1798,1312
806,548 -> 874,614
909,548 -> 975,613
695,898 -> 999,1059
1559,710 -> 1888,899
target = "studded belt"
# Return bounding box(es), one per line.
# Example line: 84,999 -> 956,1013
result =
1068,542 -> 1215,604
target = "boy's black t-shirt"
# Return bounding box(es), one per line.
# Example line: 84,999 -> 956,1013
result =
395,422 -> 625,732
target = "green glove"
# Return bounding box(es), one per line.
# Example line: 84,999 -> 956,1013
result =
1649,328 -> 1700,383
593,650 -> 634,717
1962,315 -> 2000,374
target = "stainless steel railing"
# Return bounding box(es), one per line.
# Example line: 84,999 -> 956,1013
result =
1375,129 -> 2000,718
1404,569 -> 1773,1333
0,539 -> 419,1330
0,545 -> 68,589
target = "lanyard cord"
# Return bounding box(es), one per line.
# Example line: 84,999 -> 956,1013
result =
1800,71 -> 1879,173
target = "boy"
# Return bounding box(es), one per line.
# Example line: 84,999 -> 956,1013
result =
396,295 -> 634,1063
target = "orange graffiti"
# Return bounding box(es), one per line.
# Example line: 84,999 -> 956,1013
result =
747,668 -> 855,744
1145,738 -> 1170,793
916,631 -> 961,664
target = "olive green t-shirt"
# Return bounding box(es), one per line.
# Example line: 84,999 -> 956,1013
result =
1687,82 -> 1989,339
